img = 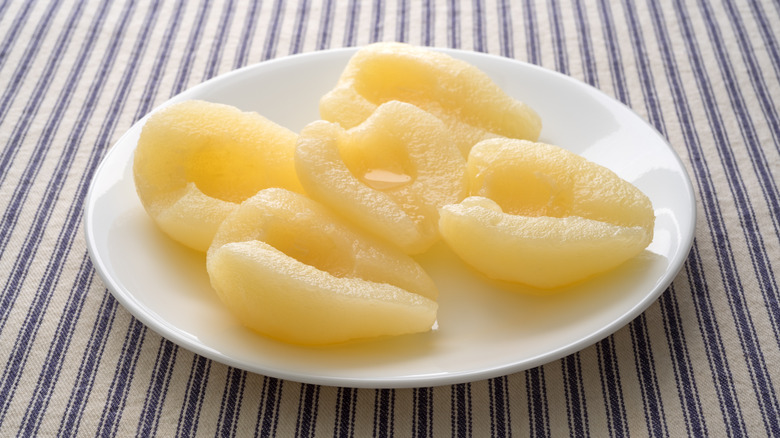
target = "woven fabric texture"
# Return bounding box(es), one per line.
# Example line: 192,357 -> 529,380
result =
0,0 -> 778,436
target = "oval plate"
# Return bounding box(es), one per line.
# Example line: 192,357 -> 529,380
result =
84,47 -> 695,388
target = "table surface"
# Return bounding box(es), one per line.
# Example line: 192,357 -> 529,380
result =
1,0 -> 779,436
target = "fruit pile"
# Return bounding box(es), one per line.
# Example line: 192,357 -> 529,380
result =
133,42 -> 654,345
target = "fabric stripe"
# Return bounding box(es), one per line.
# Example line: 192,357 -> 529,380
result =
56,288 -> 120,436
620,0 -> 663,133
203,0 -> 236,81
0,0 -> 14,21
489,376 -> 512,438
396,0 -> 409,42
451,384 -> 472,438
629,314 -> 668,437
233,0 -> 262,68
471,0 -> 486,52
522,0 -> 539,64
342,0 -> 360,47
132,0 -> 186,121
412,387 -> 433,437
96,318 -> 148,437
0,0 -> 40,73
316,0 -> 335,50
261,0 -> 285,60
171,0 -> 212,94
659,283 -> 709,437
333,387 -> 358,438
370,0 -> 385,42
176,355 -> 212,437
525,367 -> 549,437
421,0 -> 434,46
373,389 -> 395,437
0,0 -> 63,129
596,339 -> 629,438
547,0 -> 567,74
495,0 -> 512,57
16,253 -> 96,436
685,243 -> 747,435
596,0 -> 627,103
296,383 -> 321,438
570,0 -> 596,85
746,0 -> 780,90
562,355 -> 588,438
136,340 -> 179,437
289,0 -> 311,54
447,0 -> 460,48
255,377 -> 283,438
216,367 -> 248,437
373,388 -> 396,437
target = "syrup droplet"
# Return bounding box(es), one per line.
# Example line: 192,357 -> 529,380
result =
362,168 -> 413,191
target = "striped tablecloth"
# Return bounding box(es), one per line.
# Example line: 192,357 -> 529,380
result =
1,0 -> 778,436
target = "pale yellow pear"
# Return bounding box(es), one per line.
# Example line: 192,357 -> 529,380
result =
207,188 -> 438,345
296,100 -> 468,254
439,138 -> 655,288
320,42 -> 542,156
133,100 -> 302,252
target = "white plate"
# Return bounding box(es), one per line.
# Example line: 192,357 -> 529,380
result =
84,47 -> 696,388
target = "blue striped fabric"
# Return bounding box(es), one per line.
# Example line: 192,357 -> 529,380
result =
0,0 -> 778,435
